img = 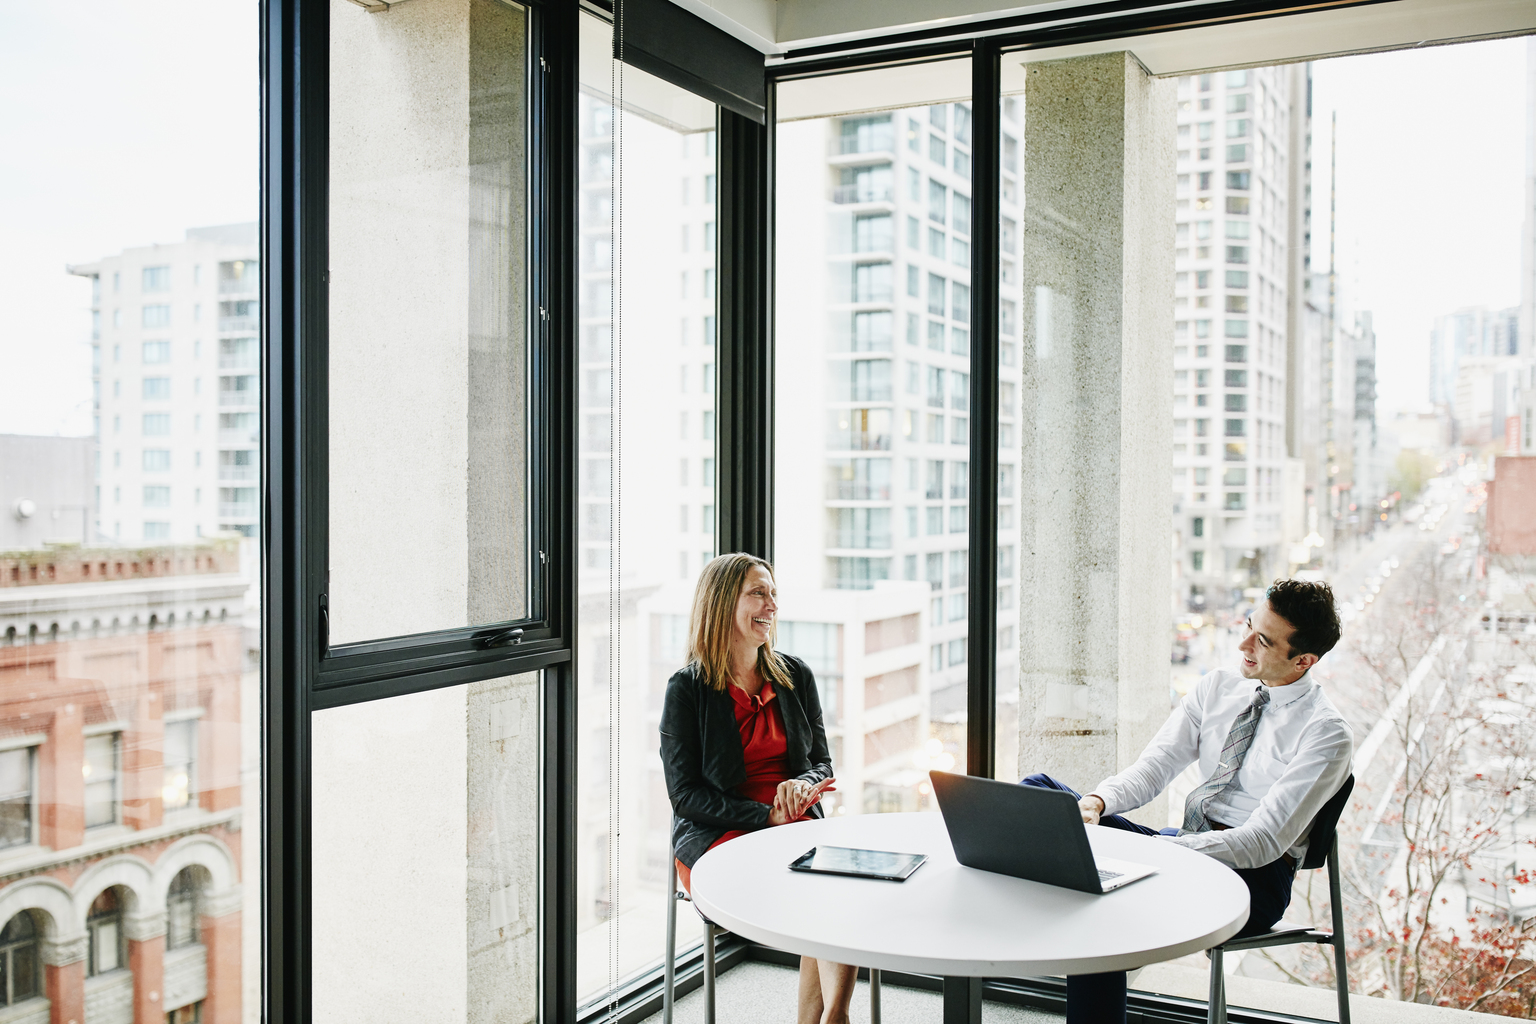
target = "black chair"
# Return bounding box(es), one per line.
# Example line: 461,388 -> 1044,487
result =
663,836 -> 883,1024
1205,774 -> 1354,1024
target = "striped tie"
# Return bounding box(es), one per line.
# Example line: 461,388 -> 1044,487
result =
1182,685 -> 1271,834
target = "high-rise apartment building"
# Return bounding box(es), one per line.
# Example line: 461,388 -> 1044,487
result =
69,225 -> 260,546
1172,67 -> 1308,609
776,97 -> 1024,788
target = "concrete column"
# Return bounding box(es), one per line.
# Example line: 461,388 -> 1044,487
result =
40,703 -> 84,850
1013,52 -> 1176,826
200,907 -> 241,1024
43,935 -> 87,1024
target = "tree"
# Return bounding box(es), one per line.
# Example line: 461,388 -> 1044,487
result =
1267,540 -> 1536,1014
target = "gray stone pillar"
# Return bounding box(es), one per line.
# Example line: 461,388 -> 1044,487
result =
1013,52 -> 1176,827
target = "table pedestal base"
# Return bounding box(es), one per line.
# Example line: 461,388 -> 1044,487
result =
942,977 -> 981,1024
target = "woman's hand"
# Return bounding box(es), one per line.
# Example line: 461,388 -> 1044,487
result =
769,778 -> 836,825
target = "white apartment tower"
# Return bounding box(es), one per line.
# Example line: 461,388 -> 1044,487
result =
70,224 -> 260,544
1172,68 -> 1306,610
777,98 -> 1024,784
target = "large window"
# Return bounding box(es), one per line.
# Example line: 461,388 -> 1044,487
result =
1151,41 -> 1535,1021
3,7 -> 259,1024
776,64 -> 973,817
311,2 -> 541,1020
326,0 -> 533,645
572,10 -> 721,1006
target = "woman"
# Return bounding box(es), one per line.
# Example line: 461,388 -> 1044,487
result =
660,553 -> 857,1024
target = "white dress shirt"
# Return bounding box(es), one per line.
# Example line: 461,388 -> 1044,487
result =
1091,667 -> 1353,870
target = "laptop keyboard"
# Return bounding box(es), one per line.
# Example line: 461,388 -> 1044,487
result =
1097,869 -> 1123,882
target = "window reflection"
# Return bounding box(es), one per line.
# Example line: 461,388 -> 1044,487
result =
573,10 -> 720,1007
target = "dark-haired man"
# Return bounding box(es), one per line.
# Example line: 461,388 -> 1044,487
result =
1020,579 -> 1354,1024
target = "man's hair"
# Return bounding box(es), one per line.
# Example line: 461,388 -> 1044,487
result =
1264,578 -> 1342,660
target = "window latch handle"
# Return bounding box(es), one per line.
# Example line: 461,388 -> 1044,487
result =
479,628 -> 524,649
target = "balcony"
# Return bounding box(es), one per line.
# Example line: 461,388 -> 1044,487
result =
832,185 -> 894,204
219,389 -> 259,407
218,503 -> 258,519
218,465 -> 258,482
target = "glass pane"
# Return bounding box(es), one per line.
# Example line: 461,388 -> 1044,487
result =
0,750 -> 27,800
311,674 -> 539,1020
83,735 -> 117,828
1148,42 -> 1534,1021
328,0 -> 532,644
12,942 -> 36,1001
776,61 -> 972,816
99,921 -> 120,973
1,0 -> 258,1015
163,719 -> 195,811
574,11 -> 720,1008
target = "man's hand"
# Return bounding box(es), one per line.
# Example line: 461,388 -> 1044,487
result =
1079,794 -> 1105,826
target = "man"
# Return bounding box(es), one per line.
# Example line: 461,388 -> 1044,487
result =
1021,578 -> 1353,1024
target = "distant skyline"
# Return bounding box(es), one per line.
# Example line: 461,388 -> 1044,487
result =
1311,38 -> 1527,419
0,7 -> 1525,435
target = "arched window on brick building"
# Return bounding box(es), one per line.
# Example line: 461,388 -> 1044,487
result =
0,911 -> 39,1005
87,888 -> 125,975
167,868 -> 200,949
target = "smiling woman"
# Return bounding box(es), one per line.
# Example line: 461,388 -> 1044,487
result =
657,552 -> 852,1023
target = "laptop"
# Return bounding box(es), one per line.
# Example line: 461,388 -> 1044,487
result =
930,771 -> 1157,894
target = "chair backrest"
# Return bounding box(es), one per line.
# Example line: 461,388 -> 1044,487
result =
1298,774 -> 1354,871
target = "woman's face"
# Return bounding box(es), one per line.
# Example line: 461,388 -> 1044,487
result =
732,565 -> 778,648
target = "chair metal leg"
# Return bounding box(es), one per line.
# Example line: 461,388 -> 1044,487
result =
870,968 -> 882,1024
703,921 -> 719,1024
1207,946 -> 1224,1024
1329,839 -> 1351,1024
664,856 -> 678,1024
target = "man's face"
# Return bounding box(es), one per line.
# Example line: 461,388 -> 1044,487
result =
1236,599 -> 1316,685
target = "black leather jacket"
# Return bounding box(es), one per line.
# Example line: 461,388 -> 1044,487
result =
660,653 -> 834,867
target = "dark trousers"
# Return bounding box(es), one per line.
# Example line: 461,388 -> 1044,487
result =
1019,774 -> 1296,1024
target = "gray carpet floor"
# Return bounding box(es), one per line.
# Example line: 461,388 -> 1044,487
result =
636,962 -> 1063,1024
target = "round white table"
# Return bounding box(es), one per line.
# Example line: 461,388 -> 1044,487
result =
690,812 -> 1249,1024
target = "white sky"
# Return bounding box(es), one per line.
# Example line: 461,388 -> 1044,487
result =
1310,37 -> 1529,419
0,7 -> 1526,435
0,1 -> 259,437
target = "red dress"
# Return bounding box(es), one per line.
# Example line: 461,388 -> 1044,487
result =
676,681 -> 802,893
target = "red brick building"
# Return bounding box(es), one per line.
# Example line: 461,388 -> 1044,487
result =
1487,456 -> 1536,556
0,544 -> 247,1024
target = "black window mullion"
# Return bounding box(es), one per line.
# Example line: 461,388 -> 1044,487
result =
715,83 -> 775,561
536,6 -> 580,1024
966,40 -> 1003,779
262,0 -> 326,1019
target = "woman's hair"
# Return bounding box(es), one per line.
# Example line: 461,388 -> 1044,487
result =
687,553 -> 795,693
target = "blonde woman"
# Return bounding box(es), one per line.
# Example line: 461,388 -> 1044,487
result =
659,553 -> 855,1024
